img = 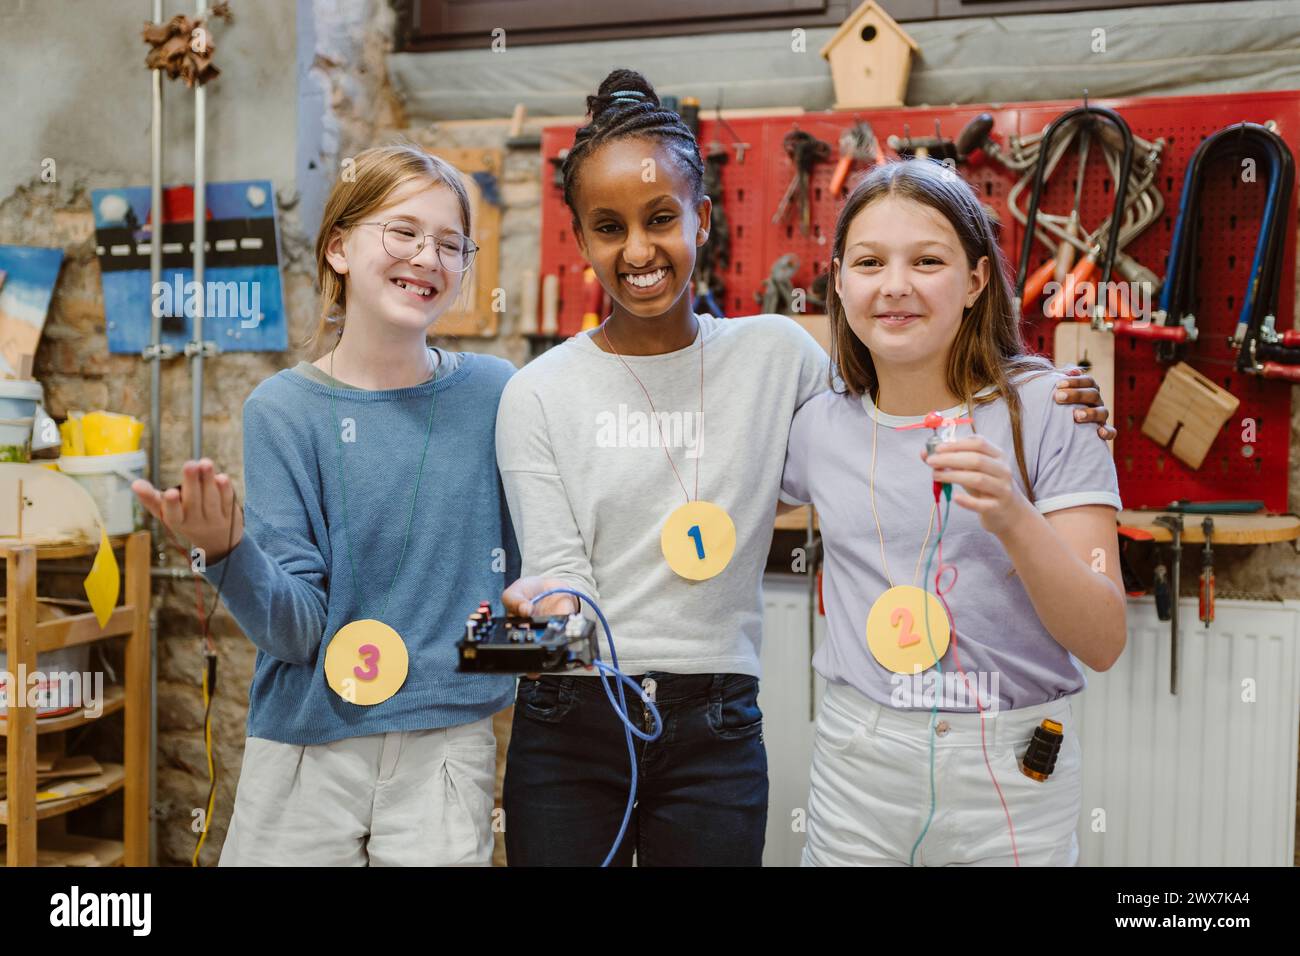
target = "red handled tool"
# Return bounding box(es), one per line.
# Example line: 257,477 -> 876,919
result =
1198,517 -> 1215,627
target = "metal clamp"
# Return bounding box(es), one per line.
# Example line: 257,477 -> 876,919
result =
183,340 -> 220,359
141,343 -> 177,361
1153,514 -> 1184,694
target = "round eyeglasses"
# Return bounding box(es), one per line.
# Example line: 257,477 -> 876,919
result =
359,220 -> 478,273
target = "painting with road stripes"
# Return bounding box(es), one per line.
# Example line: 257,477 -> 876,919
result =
91,181 -> 287,354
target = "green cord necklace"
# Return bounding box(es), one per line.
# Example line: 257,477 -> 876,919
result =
322,343 -> 439,706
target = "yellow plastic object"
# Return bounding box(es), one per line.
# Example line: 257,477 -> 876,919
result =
80,412 -> 143,455
59,419 -> 86,457
84,528 -> 120,628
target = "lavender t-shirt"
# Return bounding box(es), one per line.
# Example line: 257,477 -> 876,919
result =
781,370 -> 1122,712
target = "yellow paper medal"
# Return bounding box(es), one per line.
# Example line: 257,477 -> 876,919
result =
866,585 -> 950,674
661,499 -> 736,580
324,619 -> 409,705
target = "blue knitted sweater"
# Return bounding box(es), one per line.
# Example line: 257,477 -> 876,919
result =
203,353 -> 518,745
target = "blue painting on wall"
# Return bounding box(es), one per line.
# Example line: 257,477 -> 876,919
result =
91,181 -> 287,354
0,245 -> 65,376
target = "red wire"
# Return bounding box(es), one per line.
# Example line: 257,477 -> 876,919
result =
933,500 -> 1021,866
157,522 -> 216,653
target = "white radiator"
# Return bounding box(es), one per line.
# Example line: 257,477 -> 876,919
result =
1074,596 -> 1300,867
757,575 -> 825,867
759,576 -> 1300,867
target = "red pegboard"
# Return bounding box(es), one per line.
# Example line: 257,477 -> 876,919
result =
540,90 -> 1300,512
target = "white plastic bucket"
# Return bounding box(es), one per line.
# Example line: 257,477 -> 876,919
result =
0,643 -> 91,717
58,450 -> 147,535
0,380 -> 42,463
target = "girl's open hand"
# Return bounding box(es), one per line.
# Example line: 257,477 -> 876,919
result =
922,436 -> 1032,537
131,458 -> 243,563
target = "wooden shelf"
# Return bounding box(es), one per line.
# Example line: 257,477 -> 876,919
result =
36,834 -> 124,867
0,685 -> 125,737
35,605 -> 137,653
775,504 -> 818,532
0,533 -> 132,561
0,763 -> 124,824
1118,511 -> 1300,545
2,531 -> 150,866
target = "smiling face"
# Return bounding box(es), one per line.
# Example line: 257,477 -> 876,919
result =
571,137 -> 710,321
324,178 -> 467,335
834,195 -> 989,374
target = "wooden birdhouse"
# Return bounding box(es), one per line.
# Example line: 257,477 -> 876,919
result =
820,0 -> 920,109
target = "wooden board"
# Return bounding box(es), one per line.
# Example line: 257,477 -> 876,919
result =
424,147 -> 502,338
33,834 -> 123,867
1140,361 -> 1241,471
0,762 -> 124,824
1054,322 -> 1115,457
775,505 -> 818,532
1118,511 -> 1300,545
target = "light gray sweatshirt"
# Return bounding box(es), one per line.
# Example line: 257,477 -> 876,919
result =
496,314 -> 828,676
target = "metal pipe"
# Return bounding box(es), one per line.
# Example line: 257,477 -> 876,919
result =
148,0 -> 164,870
190,0 -> 207,462
149,16 -> 164,502
39,564 -> 215,582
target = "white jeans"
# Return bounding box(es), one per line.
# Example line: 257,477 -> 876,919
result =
219,717 -> 497,866
803,683 -> 1082,867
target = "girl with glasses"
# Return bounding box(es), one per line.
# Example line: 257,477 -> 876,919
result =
132,143 -> 517,866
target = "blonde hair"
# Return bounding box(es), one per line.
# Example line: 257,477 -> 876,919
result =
306,143 -> 472,354
826,160 -> 1052,501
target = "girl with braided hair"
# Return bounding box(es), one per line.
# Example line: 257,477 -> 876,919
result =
494,69 -> 1112,866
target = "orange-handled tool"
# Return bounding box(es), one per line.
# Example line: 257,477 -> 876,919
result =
1198,517 -> 1215,627
1044,250 -> 1099,320
831,128 -> 858,197
581,267 -> 602,331
1022,259 -> 1058,313
830,153 -> 854,197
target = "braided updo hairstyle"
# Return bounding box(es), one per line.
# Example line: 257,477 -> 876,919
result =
561,68 -> 705,230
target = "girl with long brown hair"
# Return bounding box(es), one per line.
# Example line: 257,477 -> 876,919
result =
783,158 -> 1126,866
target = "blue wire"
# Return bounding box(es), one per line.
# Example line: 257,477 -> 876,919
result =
530,587 -> 663,867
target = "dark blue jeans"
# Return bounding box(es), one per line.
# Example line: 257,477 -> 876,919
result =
503,672 -> 769,866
